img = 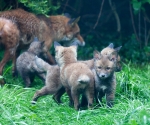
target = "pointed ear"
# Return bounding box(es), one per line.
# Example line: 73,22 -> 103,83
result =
108,43 -> 114,48
68,17 -> 80,26
54,41 -> 61,49
115,46 -> 122,52
108,51 -> 118,62
93,50 -> 101,60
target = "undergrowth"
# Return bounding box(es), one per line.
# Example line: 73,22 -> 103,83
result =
0,63 -> 150,125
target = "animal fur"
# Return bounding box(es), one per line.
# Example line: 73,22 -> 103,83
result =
31,43 -> 121,106
0,8 -> 85,85
54,41 -> 94,110
0,18 -> 19,84
16,38 -> 47,87
31,56 -> 63,103
93,50 -> 117,107
101,43 -> 122,72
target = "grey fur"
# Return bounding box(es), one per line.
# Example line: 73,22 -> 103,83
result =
16,38 -> 46,87
93,51 -> 117,107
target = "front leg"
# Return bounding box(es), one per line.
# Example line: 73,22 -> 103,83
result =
106,90 -> 115,108
46,52 -> 56,64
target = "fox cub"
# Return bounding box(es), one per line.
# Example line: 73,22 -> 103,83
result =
31,56 -> 62,103
93,50 -> 118,107
54,41 -> 95,110
16,37 -> 46,87
101,43 -> 122,72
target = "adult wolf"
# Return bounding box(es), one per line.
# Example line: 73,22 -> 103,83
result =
0,9 -> 85,85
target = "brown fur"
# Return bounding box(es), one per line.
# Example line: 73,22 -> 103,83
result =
0,9 -> 84,85
93,50 -> 117,107
101,43 -> 122,72
0,18 -> 19,84
31,43 -> 121,106
31,56 -> 63,103
54,42 -> 94,110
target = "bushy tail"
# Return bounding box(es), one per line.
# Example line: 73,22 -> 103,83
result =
35,56 -> 52,72
78,75 -> 90,84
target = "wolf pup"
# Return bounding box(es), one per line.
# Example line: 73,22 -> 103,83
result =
31,56 -> 63,103
93,50 -> 117,107
101,43 -> 122,72
16,37 -> 47,87
0,9 -> 85,85
54,41 -> 94,110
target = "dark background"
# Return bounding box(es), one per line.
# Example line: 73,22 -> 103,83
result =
1,0 -> 150,63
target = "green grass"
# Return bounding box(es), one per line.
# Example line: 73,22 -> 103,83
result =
0,63 -> 150,125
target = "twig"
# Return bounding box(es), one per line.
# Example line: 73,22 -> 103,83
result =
146,30 -> 150,46
129,2 -> 141,48
93,0 -> 105,29
109,0 -> 121,32
63,0 -> 69,13
138,9 -> 141,42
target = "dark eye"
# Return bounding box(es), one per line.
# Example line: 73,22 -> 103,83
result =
106,67 -> 111,70
98,66 -> 102,69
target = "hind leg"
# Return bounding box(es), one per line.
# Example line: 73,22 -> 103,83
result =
0,49 -> 13,85
53,87 -> 65,103
32,86 -> 55,103
71,89 -> 80,110
65,88 -> 74,107
85,88 -> 94,109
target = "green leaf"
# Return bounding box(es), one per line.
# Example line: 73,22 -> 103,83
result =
133,1 -> 141,11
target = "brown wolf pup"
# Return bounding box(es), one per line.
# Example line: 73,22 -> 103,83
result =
31,56 -> 63,104
93,50 -> 117,107
16,37 -> 47,87
101,43 -> 122,72
54,41 -> 94,110
0,9 -> 85,85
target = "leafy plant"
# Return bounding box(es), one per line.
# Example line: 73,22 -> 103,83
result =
18,0 -> 60,14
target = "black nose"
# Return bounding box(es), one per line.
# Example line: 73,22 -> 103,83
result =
101,75 -> 105,77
